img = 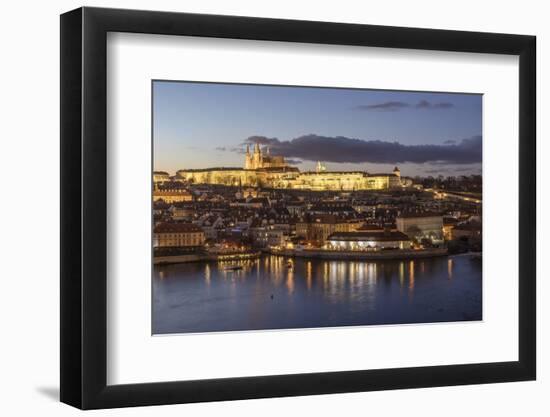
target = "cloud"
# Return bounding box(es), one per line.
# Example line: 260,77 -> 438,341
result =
354,101 -> 410,112
424,166 -> 478,174
443,139 -> 456,145
245,135 -> 280,146
285,159 -> 303,165
242,134 -> 482,165
354,99 -> 454,112
416,100 -> 454,110
215,146 -> 226,151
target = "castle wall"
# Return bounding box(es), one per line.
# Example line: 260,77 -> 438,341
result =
176,168 -> 400,191
176,147 -> 403,190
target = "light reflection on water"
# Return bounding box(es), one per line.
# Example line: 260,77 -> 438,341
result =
153,255 -> 482,335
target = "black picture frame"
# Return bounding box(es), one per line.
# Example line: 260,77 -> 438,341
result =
60,6 -> 536,410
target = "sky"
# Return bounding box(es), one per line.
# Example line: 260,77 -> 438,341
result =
153,81 -> 482,177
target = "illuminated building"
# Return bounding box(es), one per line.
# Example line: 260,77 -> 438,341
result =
153,188 -> 193,203
451,221 -> 482,241
443,217 -> 459,240
153,223 -> 205,248
153,171 -> 170,183
295,214 -> 362,244
396,212 -> 444,244
250,227 -> 285,248
326,227 -> 412,251
244,143 -> 288,169
175,146 -> 405,191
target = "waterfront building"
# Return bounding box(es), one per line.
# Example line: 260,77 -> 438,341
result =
175,146 -> 405,191
451,221 -> 482,241
443,217 -> 459,240
250,227 -> 285,248
153,223 -> 205,248
396,212 -> 444,244
295,214 -> 362,244
326,227 -> 412,251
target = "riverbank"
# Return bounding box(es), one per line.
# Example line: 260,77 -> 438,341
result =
268,247 -> 448,260
154,247 -> 449,264
154,251 -> 261,265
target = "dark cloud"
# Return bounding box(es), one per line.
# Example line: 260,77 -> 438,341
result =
242,134 -> 481,165
424,168 -> 451,174
443,139 -> 456,145
354,99 -> 454,112
416,100 -> 454,110
424,166 -> 478,174
245,135 -> 280,146
354,101 -> 410,112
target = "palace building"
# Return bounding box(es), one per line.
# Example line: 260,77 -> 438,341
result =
175,145 -> 406,191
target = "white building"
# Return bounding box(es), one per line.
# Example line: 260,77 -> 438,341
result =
327,228 -> 411,251
396,213 -> 444,245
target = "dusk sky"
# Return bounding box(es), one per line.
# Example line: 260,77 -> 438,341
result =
153,81 -> 482,177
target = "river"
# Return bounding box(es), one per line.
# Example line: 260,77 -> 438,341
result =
153,254 -> 482,334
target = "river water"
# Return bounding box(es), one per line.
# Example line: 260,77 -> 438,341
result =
153,255 -> 482,334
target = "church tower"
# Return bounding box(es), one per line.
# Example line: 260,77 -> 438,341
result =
245,145 -> 251,169
253,143 -> 262,169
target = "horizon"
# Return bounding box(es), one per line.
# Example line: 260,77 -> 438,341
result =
153,81 -> 482,177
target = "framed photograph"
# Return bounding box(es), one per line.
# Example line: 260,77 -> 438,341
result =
60,6 -> 536,409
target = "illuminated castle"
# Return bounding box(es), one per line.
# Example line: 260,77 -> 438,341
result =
175,145 -> 408,191
244,143 -> 288,170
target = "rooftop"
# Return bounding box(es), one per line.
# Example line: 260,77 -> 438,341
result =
398,211 -> 442,219
154,223 -> 204,234
328,230 -> 410,242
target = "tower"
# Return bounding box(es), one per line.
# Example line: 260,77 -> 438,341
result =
245,145 -> 251,169
253,143 -> 262,169
393,166 -> 401,178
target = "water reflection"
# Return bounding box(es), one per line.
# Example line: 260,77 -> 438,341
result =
153,255 -> 482,334
409,260 -> 415,291
306,261 -> 312,290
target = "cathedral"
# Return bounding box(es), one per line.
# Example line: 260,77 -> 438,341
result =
244,143 -> 288,170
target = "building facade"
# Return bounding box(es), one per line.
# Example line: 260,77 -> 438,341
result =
296,214 -> 362,244
326,228 -> 412,251
153,188 -> 193,203
396,213 -> 444,244
153,223 -> 205,248
153,171 -> 171,183
175,146 -> 405,191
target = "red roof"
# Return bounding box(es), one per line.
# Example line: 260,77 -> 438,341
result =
154,223 -> 204,233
